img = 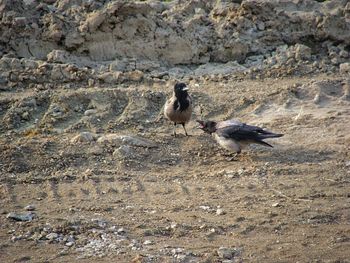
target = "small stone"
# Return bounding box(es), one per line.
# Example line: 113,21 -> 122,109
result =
24,205 -> 36,211
339,63 -> 350,73
339,50 -> 349,58
114,145 -> 133,157
143,240 -> 153,245
216,208 -> 226,215
21,111 -> 30,120
84,109 -> 97,116
70,132 -> 96,143
117,228 -> 126,234
7,212 -> 35,222
217,247 -> 238,259
257,21 -> 265,31
65,241 -> 74,247
46,233 -> 59,240
272,202 -> 280,207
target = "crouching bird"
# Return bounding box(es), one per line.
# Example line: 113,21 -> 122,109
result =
197,119 -> 283,154
164,83 -> 192,137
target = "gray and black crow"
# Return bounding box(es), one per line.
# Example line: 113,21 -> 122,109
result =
197,119 -> 283,154
164,83 -> 192,137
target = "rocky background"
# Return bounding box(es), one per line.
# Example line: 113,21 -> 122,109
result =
0,0 -> 350,262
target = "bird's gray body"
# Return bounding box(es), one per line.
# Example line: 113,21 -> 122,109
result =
164,83 -> 192,136
164,96 -> 192,124
197,119 -> 283,153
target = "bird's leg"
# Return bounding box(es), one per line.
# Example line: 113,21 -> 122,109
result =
173,123 -> 177,137
181,123 -> 188,136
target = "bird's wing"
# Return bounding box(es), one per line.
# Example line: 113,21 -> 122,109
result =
218,119 -> 277,135
216,119 -> 242,129
217,125 -> 256,141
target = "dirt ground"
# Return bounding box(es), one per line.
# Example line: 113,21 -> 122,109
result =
0,72 -> 349,263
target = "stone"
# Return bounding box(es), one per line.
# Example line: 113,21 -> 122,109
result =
217,247 -> 240,260
294,44 -> 311,61
70,132 -> 96,143
339,63 -> 350,73
7,212 -> 36,222
46,232 -> 59,240
113,145 -> 134,158
143,240 -> 153,245
216,208 -> 226,215
65,31 -> 84,49
24,205 -> 36,211
84,109 -> 97,116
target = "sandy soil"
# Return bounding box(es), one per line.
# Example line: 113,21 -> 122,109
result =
1,72 -> 349,262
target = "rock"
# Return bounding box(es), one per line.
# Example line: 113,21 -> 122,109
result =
123,70 -> 144,82
272,202 -> 280,207
46,232 -> 59,240
217,247 -> 240,260
70,132 -> 96,143
84,109 -> 97,116
65,31 -> 84,49
339,63 -> 350,73
143,240 -> 153,245
216,208 -> 226,215
113,145 -> 135,158
7,212 -> 36,222
339,50 -> 349,58
294,44 -> 311,61
109,59 -> 128,72
97,72 -> 123,84
24,205 -> 36,211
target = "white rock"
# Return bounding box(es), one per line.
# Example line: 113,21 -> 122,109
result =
143,240 -> 153,245
339,63 -> 350,73
46,233 -> 59,240
84,109 -> 97,116
70,132 -> 96,143
216,208 -> 226,215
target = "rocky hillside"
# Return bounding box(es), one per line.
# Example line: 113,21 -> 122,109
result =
1,0 -> 350,78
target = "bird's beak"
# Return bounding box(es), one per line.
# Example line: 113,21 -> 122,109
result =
182,87 -> 189,91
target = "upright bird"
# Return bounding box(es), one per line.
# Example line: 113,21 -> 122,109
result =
164,82 -> 192,137
197,119 -> 283,154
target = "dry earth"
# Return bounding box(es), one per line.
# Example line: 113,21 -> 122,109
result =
1,0 -> 350,262
1,74 -> 350,263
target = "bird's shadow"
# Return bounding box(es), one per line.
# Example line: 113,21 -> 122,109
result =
251,146 -> 335,164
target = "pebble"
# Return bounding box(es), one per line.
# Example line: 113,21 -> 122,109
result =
143,240 -> 153,245
217,247 -> 240,259
24,205 -> 36,211
339,62 -> 350,73
216,208 -> 226,215
272,202 -> 280,207
70,132 -> 96,143
84,109 -> 97,116
46,232 -> 59,240
7,212 -> 36,222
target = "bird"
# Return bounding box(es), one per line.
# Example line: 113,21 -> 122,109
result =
164,82 -> 192,137
196,119 -> 283,155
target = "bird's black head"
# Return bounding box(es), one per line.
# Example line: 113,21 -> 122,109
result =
196,120 -> 217,134
174,82 -> 189,99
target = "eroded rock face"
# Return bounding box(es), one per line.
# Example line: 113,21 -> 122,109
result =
1,0 -> 349,67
